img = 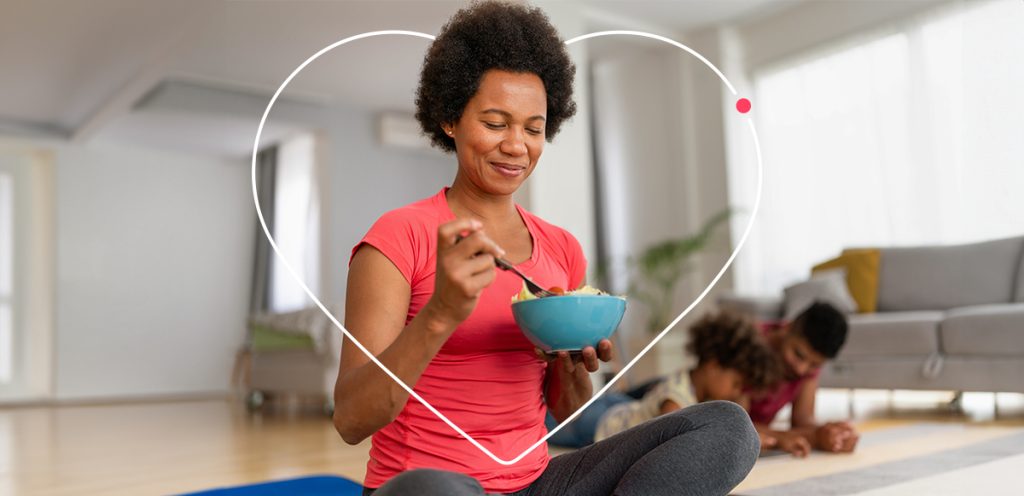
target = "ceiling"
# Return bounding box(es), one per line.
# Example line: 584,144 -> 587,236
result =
0,0 -> 793,156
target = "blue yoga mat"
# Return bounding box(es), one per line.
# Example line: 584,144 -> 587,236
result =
179,475 -> 363,496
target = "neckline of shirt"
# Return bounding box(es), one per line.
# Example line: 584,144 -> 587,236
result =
436,186 -> 540,270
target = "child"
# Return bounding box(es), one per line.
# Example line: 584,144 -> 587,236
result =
547,311 -> 782,447
743,301 -> 857,457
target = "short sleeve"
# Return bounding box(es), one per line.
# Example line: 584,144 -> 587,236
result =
350,211 -> 418,284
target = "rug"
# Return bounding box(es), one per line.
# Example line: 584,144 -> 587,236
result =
735,423 -> 1024,495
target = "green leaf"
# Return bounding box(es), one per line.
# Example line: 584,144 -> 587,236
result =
620,208 -> 734,333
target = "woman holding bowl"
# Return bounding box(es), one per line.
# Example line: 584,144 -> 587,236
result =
333,2 -> 759,495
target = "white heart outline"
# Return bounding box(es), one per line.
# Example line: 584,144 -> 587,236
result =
250,29 -> 763,466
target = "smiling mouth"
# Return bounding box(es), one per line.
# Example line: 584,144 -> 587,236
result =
491,162 -> 526,176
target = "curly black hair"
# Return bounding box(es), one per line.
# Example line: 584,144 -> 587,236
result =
415,0 -> 577,152
687,311 -> 783,390
792,301 -> 849,359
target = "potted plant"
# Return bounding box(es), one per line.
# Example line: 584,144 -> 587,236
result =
625,209 -> 732,334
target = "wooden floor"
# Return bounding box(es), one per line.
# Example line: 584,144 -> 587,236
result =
3,390 -> 1023,496
2,398 -> 369,496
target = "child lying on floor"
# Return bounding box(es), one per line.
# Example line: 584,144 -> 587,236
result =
546,311 -> 782,447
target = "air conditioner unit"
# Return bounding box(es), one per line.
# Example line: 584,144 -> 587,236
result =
377,112 -> 432,151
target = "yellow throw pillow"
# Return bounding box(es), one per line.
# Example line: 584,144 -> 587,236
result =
812,248 -> 881,313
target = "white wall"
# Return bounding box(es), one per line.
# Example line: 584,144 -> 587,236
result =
590,52 -> 687,311
676,27 -> 739,296
53,143 -> 252,400
584,27 -> 749,379
527,1 -> 597,277
2,100 -> 454,402
588,50 -> 688,381
321,107 -> 454,314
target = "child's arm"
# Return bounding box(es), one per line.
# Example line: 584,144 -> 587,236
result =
790,376 -> 818,429
659,399 -> 681,415
738,394 -> 811,457
790,377 -> 859,453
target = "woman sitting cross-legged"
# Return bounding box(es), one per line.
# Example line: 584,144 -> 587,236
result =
332,2 -> 762,495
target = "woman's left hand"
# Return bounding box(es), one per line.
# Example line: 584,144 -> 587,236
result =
536,339 -> 615,422
534,339 -> 615,373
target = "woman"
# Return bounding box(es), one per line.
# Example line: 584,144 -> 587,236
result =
333,2 -> 759,495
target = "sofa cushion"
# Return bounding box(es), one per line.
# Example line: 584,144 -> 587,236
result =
813,248 -> 881,313
783,268 -> 858,320
822,357 -> 1024,393
940,303 -> 1024,355
820,359 -> 940,390
838,311 -> 943,358
877,236 -> 1024,311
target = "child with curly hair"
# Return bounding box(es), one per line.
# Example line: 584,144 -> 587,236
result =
548,311 -> 782,447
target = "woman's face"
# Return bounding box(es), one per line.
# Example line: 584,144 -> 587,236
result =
446,69 -> 547,197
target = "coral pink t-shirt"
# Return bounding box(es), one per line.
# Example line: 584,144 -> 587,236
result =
349,188 -> 586,492
747,321 -> 821,425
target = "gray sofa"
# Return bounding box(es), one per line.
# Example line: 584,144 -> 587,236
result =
720,236 -> 1024,394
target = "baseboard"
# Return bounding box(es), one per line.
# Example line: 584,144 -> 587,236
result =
0,390 -> 234,408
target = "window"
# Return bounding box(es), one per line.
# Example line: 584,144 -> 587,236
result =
732,0 -> 1024,294
269,134 -> 321,313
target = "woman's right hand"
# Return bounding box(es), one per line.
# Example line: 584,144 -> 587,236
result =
424,218 -> 505,330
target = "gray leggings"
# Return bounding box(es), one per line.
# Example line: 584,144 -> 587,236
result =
363,400 -> 759,496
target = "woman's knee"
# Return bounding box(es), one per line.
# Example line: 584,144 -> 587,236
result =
696,401 -> 758,444
664,402 -> 759,464
371,469 -> 485,496
693,401 -> 759,475
694,400 -> 753,425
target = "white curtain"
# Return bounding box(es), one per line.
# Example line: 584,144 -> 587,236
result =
732,0 -> 1024,295
0,172 -> 11,384
270,134 -> 322,313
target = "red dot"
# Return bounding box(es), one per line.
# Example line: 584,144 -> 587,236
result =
736,98 -> 752,114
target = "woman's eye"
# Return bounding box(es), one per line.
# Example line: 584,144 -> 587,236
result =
484,122 -> 505,129
527,128 -> 543,135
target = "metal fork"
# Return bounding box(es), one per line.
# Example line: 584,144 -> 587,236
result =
493,256 -> 556,298
455,233 -> 555,298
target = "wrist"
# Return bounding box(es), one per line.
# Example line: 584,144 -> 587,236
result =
420,301 -> 459,336
559,371 -> 592,405
812,426 -> 830,449
571,373 -> 594,397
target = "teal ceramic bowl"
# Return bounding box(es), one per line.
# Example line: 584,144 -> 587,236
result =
511,295 -> 627,352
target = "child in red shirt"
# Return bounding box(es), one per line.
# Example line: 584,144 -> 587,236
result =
743,302 -> 859,457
